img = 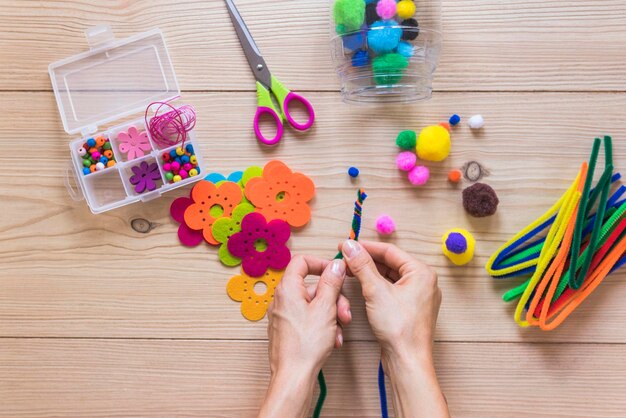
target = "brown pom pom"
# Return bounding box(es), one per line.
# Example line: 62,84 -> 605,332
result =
462,183 -> 499,217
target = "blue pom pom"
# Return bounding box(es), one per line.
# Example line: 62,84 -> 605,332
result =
348,167 -> 360,178
343,30 -> 365,52
367,20 -> 402,54
396,41 -> 414,58
445,233 -> 468,254
352,50 -> 369,67
449,114 -> 461,126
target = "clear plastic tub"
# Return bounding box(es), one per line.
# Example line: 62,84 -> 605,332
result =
49,26 -> 204,214
330,0 -> 442,104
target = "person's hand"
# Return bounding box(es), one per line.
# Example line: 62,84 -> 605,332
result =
258,255 -> 351,418
341,240 -> 449,418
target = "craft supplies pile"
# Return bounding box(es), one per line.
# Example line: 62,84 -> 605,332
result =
170,160 -> 315,321
487,137 -> 626,330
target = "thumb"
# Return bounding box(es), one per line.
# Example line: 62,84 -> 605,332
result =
315,259 -> 347,307
342,240 -> 387,298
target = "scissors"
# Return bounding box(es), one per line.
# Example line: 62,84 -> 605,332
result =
225,0 -> 315,145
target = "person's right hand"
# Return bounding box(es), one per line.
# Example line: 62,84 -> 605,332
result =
340,240 -> 442,361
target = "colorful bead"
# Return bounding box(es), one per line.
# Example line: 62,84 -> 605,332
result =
99,156 -> 108,164
170,149 -> 177,158
175,147 -> 185,156
83,159 -> 92,168
107,160 -> 116,168
165,172 -> 174,181
95,162 -> 105,171
181,155 -> 190,164
190,155 -> 197,165
102,141 -> 112,150
77,147 -> 87,157
171,161 -> 181,171
91,151 -> 101,160
83,167 -> 90,175
179,169 -> 189,179
86,138 -> 96,148
173,174 -> 182,183
162,152 -> 171,162
189,168 -> 198,177
449,114 -> 461,126
103,150 -> 113,159
95,136 -> 106,147
88,147 -> 98,154
89,164 -> 97,173
183,163 -> 192,171
163,162 -> 171,171
348,166 -> 360,178
185,144 -> 194,154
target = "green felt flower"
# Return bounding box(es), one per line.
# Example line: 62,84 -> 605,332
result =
212,202 -> 256,266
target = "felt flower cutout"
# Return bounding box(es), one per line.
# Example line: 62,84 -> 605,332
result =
227,268 -> 284,321
170,196 -> 204,247
129,161 -> 161,194
212,202 -> 256,266
118,126 -> 151,161
204,171 -> 243,185
227,212 -> 291,277
184,180 -> 243,245
245,160 -> 315,228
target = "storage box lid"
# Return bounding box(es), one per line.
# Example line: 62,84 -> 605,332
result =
49,26 -> 180,135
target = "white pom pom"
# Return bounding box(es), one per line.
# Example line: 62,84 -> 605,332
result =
468,115 -> 485,130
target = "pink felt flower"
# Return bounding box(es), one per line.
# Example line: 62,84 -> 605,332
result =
227,212 -> 291,277
118,126 -> 151,161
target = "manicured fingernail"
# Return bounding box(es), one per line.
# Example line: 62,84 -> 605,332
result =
338,333 -> 344,346
343,240 -> 360,258
330,259 -> 346,276
346,308 -> 352,321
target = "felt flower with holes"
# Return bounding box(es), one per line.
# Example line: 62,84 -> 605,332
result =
184,180 -> 243,245
118,126 -> 151,161
130,161 -> 161,194
245,160 -> 315,228
227,212 -> 291,277
227,268 -> 284,321
212,202 -> 256,266
170,196 -> 204,247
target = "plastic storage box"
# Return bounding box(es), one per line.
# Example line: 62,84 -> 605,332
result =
49,25 -> 204,214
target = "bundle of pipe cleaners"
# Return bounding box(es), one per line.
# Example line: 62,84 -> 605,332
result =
314,189 -> 392,417
144,101 -> 196,149
486,136 -> 626,330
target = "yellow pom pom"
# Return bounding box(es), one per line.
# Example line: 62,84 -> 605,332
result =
442,228 -> 476,266
416,125 -> 451,162
397,0 -> 416,19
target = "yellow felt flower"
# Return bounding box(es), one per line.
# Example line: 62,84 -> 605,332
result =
226,268 -> 284,321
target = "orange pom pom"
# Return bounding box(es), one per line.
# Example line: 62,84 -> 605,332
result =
448,169 -> 462,183
439,122 -> 451,132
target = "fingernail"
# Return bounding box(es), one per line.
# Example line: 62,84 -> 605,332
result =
338,333 -> 344,347
343,240 -> 361,258
346,308 -> 352,321
330,259 -> 346,277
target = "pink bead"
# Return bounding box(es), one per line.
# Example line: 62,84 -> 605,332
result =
179,169 -> 189,179
171,161 -> 181,171
376,214 -> 396,235
408,165 -> 430,186
183,163 -> 192,171
396,151 -> 417,171
376,0 -> 397,20
163,162 -> 171,171
91,151 -> 101,159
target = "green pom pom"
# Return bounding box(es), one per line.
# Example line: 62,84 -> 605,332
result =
372,53 -> 409,85
336,24 -> 346,35
396,130 -> 417,150
333,0 -> 366,32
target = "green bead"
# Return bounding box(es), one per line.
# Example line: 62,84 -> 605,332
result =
165,172 -> 174,181
396,130 -> 417,150
103,141 -> 112,150
83,159 -> 91,167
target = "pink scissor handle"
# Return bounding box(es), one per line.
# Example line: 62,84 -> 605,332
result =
254,106 -> 284,146
283,92 -> 315,131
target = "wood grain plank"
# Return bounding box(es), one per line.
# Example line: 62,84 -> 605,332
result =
1,339 -> 625,417
0,0 -> 625,92
1,91 -> 626,342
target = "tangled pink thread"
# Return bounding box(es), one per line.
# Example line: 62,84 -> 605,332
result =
145,102 -> 196,149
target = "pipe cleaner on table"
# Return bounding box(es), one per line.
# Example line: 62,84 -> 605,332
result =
485,136 -> 626,330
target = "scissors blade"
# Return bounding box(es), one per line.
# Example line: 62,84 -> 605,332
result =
224,0 -> 272,89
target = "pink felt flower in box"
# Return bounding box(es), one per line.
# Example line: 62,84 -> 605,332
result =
117,126 -> 151,161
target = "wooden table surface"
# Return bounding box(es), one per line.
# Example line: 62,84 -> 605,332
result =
2,1 -> 626,417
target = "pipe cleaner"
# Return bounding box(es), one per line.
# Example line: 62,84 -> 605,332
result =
485,137 -> 626,330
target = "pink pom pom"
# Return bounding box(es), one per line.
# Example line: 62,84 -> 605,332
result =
408,165 -> 430,185
376,214 -> 396,235
376,0 -> 397,20
396,151 -> 417,171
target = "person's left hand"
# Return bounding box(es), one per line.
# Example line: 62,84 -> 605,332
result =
259,255 -> 351,418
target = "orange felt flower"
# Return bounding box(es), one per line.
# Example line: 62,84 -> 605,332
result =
227,268 -> 284,321
245,161 -> 315,228
184,180 -> 243,245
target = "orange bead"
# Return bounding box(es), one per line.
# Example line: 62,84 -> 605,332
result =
88,147 -> 98,154
448,169 -> 462,183
89,164 -> 97,173
103,150 -> 113,159
96,136 -> 106,147
107,160 -> 116,168
439,122 -> 451,132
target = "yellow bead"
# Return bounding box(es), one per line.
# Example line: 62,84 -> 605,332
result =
189,168 -> 198,177
190,155 -> 197,165
397,0 -> 416,19
442,229 -> 476,266
173,175 -> 182,183
106,160 -> 116,168
175,147 -> 185,156
416,125 -> 451,162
